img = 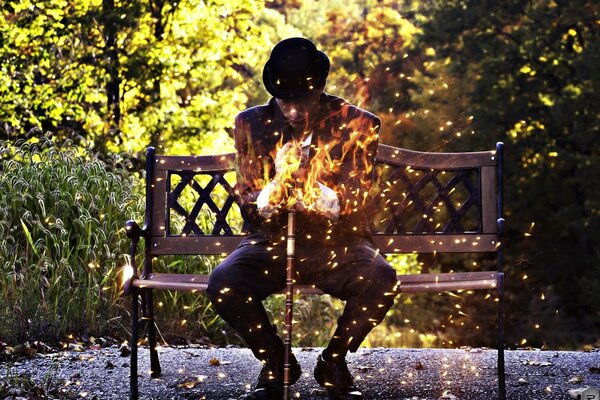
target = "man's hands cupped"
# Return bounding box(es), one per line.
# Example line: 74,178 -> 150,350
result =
257,142 -> 340,221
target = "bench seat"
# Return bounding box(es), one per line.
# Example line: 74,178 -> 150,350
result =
132,271 -> 498,294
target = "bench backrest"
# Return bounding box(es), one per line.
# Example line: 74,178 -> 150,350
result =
142,143 -> 503,257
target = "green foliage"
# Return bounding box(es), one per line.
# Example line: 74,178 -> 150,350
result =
0,0 -> 596,350
282,1 -> 421,136
0,138 -> 143,342
0,1 -> 105,140
420,0 -> 600,348
0,0 -> 298,156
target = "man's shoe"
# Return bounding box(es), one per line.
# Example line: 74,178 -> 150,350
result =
246,353 -> 302,399
314,354 -> 363,400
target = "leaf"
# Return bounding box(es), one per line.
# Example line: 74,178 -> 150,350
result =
208,357 -> 220,366
119,344 -> 131,357
523,360 -> 553,366
20,218 -> 40,257
439,391 -> 458,399
568,375 -> 583,384
178,377 -> 198,389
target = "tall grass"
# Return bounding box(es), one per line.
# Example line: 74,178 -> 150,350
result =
0,138 -> 143,342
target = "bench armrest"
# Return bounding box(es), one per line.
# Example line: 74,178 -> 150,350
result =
125,219 -> 147,242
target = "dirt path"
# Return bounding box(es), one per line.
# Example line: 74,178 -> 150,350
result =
2,346 -> 599,399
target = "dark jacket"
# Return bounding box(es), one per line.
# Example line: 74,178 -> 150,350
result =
234,93 -> 381,246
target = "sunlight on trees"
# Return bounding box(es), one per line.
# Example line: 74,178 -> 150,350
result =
0,0 -> 597,349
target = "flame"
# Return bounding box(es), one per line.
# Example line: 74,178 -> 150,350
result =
251,104 -> 379,216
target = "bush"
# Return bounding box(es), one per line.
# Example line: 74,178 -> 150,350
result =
0,138 -> 143,342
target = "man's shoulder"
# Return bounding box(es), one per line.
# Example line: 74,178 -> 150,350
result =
323,93 -> 381,126
235,100 -> 275,124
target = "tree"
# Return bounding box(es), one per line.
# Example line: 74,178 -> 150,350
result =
0,0 -> 299,156
0,1 -> 106,144
420,0 -> 600,348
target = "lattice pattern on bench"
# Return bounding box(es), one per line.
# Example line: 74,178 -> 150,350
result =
370,164 -> 480,235
167,171 -> 243,236
161,160 -> 483,239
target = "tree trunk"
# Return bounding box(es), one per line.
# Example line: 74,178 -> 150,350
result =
103,0 -> 121,141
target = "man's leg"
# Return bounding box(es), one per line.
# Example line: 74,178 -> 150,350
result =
207,242 -> 286,361
324,245 -> 398,357
206,242 -> 301,398
309,244 -> 398,399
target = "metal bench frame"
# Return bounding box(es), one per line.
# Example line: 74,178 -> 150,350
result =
123,142 -> 506,399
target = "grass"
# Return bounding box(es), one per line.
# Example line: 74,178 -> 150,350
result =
0,138 -> 143,343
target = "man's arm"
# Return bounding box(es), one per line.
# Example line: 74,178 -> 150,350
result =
334,113 -> 381,216
233,114 -> 265,228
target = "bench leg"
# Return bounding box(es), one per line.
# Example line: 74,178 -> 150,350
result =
130,289 -> 139,400
145,289 -> 162,378
497,272 -> 506,400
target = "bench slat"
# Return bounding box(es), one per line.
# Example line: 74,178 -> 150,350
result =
132,271 -> 498,294
153,146 -> 498,172
375,144 -> 497,168
399,280 -> 497,293
397,271 -> 497,283
481,166 -> 498,234
155,154 -> 235,171
148,234 -> 499,255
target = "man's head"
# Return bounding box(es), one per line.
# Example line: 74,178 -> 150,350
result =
263,37 -> 330,131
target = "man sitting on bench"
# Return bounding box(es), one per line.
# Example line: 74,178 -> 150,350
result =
207,37 -> 399,400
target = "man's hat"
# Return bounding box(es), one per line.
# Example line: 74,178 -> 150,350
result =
263,37 -> 330,101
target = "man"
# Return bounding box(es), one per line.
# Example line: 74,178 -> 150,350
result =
207,38 -> 398,400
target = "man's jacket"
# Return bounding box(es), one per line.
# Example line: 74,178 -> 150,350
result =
233,93 -> 381,246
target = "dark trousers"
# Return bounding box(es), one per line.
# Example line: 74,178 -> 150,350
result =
206,239 -> 398,362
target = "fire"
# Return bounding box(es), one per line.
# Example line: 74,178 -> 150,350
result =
253,107 -> 379,217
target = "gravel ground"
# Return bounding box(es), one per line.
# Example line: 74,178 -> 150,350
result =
1,346 -> 599,399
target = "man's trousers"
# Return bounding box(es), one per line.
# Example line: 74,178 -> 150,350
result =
206,239 -> 398,362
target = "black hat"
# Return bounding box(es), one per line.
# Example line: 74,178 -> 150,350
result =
263,37 -> 330,101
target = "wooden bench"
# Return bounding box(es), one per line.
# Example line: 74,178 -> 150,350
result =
123,142 -> 506,400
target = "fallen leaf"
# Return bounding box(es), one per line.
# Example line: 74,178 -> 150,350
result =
589,367 -> 600,374
415,361 -> 425,370
209,357 -> 220,366
178,377 -> 198,389
13,343 -> 37,359
568,375 -> 583,384
32,341 -> 53,354
119,344 -> 131,357
67,343 -> 84,352
523,360 -> 553,366
439,391 -> 458,399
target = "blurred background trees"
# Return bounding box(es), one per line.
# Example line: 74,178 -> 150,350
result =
0,0 -> 597,349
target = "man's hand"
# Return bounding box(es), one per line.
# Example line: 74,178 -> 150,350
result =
274,142 -> 309,182
307,182 -> 340,221
257,179 -> 340,221
258,141 -> 339,220
256,180 -> 282,219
